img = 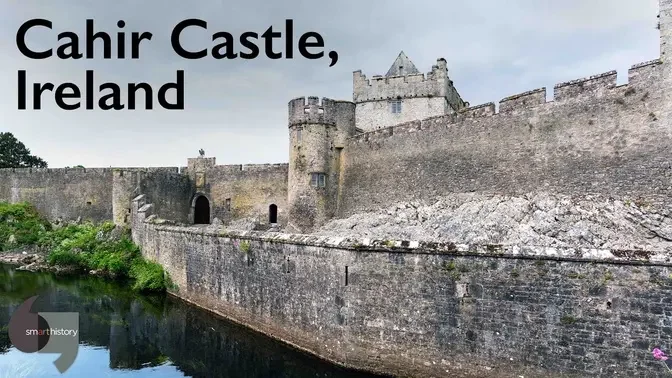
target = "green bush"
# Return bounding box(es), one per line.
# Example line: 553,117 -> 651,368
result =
0,202 -> 52,251
0,201 -> 168,292
130,259 -> 168,292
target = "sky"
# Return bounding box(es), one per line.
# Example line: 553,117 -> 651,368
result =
0,0 -> 661,168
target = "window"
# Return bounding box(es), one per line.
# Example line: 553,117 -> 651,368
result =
310,173 -> 326,188
225,198 -> 231,211
390,100 -> 402,114
296,128 -> 302,142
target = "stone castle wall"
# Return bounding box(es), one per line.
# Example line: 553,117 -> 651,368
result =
0,167 -> 190,224
182,163 -> 289,226
0,162 -> 285,227
338,60 -> 672,218
131,197 -> 672,377
112,169 -> 193,225
0,167 -> 119,222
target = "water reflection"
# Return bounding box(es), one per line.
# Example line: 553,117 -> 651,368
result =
0,264 -> 379,378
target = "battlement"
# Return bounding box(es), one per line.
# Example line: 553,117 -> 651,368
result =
499,88 -> 546,113
353,58 -> 455,104
181,163 -> 288,177
288,96 -> 355,127
554,71 -> 617,102
352,57 -> 468,116
349,58 -> 664,144
187,157 -> 216,172
0,167 -> 180,175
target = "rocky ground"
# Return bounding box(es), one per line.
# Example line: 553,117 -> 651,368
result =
315,193 -> 672,252
0,248 -> 63,273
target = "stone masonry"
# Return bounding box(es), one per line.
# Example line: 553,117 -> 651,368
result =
2,1 -> 672,377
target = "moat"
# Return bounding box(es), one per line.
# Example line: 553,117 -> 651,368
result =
0,264 -> 380,378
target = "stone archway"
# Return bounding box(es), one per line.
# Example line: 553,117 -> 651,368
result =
193,195 -> 211,224
269,204 -> 278,224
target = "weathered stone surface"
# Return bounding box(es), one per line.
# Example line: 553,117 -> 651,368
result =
318,192 -> 672,252
339,60 -> 670,219
134,213 -> 672,378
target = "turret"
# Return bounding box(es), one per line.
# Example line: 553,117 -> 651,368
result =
287,97 -> 355,233
353,52 -> 467,132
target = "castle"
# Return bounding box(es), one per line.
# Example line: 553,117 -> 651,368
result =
3,2 -> 672,377
0,50 -> 476,234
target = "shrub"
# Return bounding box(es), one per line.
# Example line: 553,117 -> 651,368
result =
0,201 -> 169,292
0,202 -> 52,251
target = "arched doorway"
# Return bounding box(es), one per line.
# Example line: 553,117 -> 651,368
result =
194,195 -> 210,224
269,204 -> 278,224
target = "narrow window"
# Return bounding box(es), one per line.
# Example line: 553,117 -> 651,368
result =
225,198 -> 231,211
345,266 -> 349,286
390,100 -> 402,114
296,128 -> 302,142
311,173 -> 326,188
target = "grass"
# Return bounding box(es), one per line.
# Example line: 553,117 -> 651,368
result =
0,201 -> 170,292
239,240 -> 251,254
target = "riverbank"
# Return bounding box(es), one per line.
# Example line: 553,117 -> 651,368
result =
0,201 -> 170,292
0,248 -> 80,275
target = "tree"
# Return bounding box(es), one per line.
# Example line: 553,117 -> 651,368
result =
0,132 -> 47,168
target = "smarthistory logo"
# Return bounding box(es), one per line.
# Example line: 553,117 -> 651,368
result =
7,296 -> 79,373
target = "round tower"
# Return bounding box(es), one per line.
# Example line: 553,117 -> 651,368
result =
287,96 -> 355,233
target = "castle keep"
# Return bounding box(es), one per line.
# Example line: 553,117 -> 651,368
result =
3,2 -> 672,377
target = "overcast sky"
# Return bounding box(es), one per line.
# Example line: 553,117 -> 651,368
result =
0,0 -> 660,168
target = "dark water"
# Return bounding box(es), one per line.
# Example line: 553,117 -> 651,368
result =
0,264 -> 380,378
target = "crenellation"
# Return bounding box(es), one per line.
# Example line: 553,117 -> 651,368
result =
405,74 -> 426,83
553,70 -> 618,102
288,96 -> 338,126
628,59 -> 663,86
499,88 -> 547,113
348,102 -> 505,144
460,102 -> 497,118
240,163 -> 289,172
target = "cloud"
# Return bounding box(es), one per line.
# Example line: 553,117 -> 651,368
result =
0,0 -> 661,168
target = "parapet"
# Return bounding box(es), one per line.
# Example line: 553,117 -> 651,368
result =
288,97 -> 355,127
187,157 -> 216,172
553,71 -> 617,101
347,57 -> 664,146
0,167 -> 180,175
499,88 -> 546,113
627,59 -> 663,86
353,58 -> 467,111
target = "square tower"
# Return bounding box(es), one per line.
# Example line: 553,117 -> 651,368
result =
352,52 -> 468,132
